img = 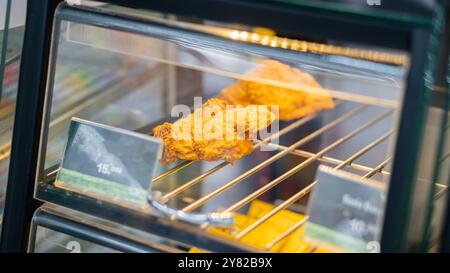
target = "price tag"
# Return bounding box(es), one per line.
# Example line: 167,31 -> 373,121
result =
304,165 -> 385,253
55,118 -> 162,209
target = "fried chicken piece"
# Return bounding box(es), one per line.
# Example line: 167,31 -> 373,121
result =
153,98 -> 275,165
220,60 -> 334,120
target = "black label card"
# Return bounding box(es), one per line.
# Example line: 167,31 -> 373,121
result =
55,118 -> 162,209
304,165 -> 385,252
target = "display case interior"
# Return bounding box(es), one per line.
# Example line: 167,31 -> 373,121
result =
24,2 -> 448,253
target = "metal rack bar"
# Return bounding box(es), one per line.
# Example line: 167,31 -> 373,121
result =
152,161 -> 194,183
264,216 -> 309,250
361,157 -> 392,179
260,130 -> 393,176
179,105 -> 367,213
162,161 -> 228,202
0,143 -> 11,161
440,151 -> 450,162
304,245 -> 319,253
235,183 -> 315,239
160,112 -> 320,201
434,183 -> 448,200
334,131 -> 393,170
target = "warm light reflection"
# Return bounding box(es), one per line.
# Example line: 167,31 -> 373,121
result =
230,30 -> 239,40
226,29 -> 407,66
239,31 -> 248,40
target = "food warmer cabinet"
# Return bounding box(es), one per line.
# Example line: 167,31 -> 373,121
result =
1,0 -> 449,253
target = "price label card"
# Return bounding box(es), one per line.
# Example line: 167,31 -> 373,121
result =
304,165 -> 385,253
55,118 -> 163,209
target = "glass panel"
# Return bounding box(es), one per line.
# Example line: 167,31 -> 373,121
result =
419,62 -> 450,251
32,204 -> 195,253
40,20 -> 407,171
428,107 -> 450,251
403,5 -> 449,251
409,101 -> 450,251
36,5 -> 412,252
33,226 -> 120,253
0,0 -> 27,239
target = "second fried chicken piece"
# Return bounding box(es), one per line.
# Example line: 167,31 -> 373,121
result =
220,60 -> 334,120
153,98 -> 274,165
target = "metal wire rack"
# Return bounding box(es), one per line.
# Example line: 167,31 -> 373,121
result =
131,102 -> 386,251
141,100 -> 449,252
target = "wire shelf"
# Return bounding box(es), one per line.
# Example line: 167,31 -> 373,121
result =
147,101 -> 403,252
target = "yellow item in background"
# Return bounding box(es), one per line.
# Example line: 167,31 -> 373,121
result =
190,200 -> 333,253
252,27 -> 276,37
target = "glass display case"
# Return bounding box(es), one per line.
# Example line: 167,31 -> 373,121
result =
1,0 -> 449,253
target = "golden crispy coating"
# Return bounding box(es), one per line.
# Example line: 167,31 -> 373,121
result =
220,60 -> 334,120
153,98 -> 274,165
